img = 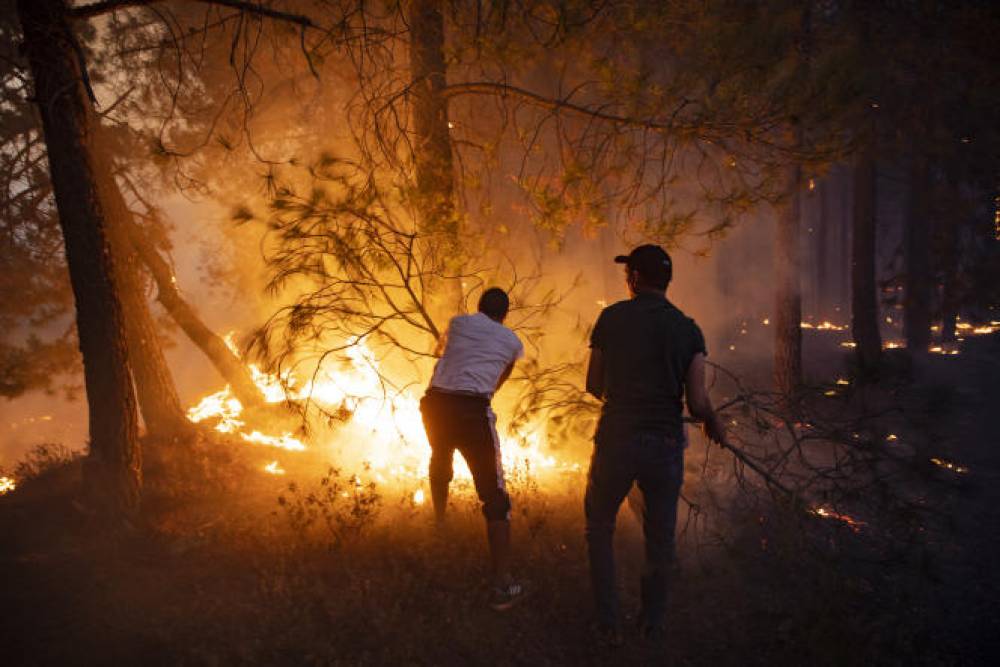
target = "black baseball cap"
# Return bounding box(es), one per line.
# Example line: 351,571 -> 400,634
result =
614,244 -> 673,286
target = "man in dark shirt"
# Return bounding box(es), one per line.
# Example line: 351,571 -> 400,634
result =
585,244 -> 727,644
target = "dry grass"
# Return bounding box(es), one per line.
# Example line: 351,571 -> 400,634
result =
0,430 -> 953,667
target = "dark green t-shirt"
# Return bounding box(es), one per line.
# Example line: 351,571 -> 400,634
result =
590,292 -> 707,441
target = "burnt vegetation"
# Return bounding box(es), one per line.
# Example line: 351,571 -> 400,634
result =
1,0 -> 999,664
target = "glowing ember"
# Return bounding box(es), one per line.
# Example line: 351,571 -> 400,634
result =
801,321 -> 848,331
883,341 -> 904,349
0,476 -> 15,495
812,506 -> 866,532
886,434 -> 898,442
840,341 -> 857,348
413,488 -> 425,505
264,461 -> 286,475
930,457 -> 968,474
836,378 -> 850,386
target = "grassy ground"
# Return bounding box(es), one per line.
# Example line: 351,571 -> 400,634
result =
2,339 -> 999,665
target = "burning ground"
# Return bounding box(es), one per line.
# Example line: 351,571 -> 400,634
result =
2,333 -> 999,665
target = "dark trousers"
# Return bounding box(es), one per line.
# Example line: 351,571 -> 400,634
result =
420,389 -> 511,521
584,431 -> 684,627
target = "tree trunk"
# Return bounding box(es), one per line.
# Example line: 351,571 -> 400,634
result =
814,179 -> 829,320
851,149 -> 882,374
904,157 -> 933,352
938,178 -> 961,344
103,176 -> 190,437
408,0 -> 463,313
838,167 -> 852,317
123,218 -> 267,410
17,0 -> 140,516
774,158 -> 803,395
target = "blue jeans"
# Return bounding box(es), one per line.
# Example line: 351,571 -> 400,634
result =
584,431 -> 685,627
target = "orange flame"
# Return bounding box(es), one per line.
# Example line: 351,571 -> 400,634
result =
186,336 -> 576,484
0,476 -> 15,495
812,506 -> 866,531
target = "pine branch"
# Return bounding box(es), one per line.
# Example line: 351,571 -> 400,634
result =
70,0 -> 316,30
442,81 -> 695,134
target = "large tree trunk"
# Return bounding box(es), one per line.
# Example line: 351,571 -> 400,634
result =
122,218 -> 267,410
103,177 -> 190,437
17,0 -> 140,516
774,159 -> 803,395
904,157 -> 933,352
408,0 -> 463,314
851,149 -> 882,374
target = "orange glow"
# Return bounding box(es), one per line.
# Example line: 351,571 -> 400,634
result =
263,461 -> 286,475
811,506 -> 866,532
930,457 -> 968,474
801,321 -> 848,331
186,336 -> 577,485
0,476 -> 15,495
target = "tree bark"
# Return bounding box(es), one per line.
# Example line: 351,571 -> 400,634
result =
122,218 -> 267,410
814,179 -> 829,320
409,0 -> 456,237
838,167 -> 852,316
408,0 -> 463,313
904,157 -> 933,352
103,177 -> 190,437
774,158 -> 803,395
938,177 -> 961,344
16,0 -> 140,516
851,149 -> 882,374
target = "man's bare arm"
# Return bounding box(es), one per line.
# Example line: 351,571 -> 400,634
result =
433,329 -> 448,357
495,360 -> 516,393
586,348 -> 604,400
685,353 -> 727,446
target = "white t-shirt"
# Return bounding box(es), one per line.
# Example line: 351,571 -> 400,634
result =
430,313 -> 525,396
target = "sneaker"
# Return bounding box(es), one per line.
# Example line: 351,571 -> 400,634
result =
489,581 -> 526,611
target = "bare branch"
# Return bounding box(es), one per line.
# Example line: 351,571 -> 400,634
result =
71,0 -> 317,30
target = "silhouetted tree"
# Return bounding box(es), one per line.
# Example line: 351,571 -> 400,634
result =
16,0 -> 140,517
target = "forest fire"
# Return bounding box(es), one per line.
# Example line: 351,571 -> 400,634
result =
0,476 -> 15,496
185,337 -> 574,485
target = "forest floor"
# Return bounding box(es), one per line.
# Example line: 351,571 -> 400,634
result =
2,335 -> 999,666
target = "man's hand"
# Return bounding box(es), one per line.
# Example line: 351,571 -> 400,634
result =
701,412 -> 729,448
685,353 -> 729,447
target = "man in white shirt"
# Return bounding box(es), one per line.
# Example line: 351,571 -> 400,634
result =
420,287 -> 525,610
